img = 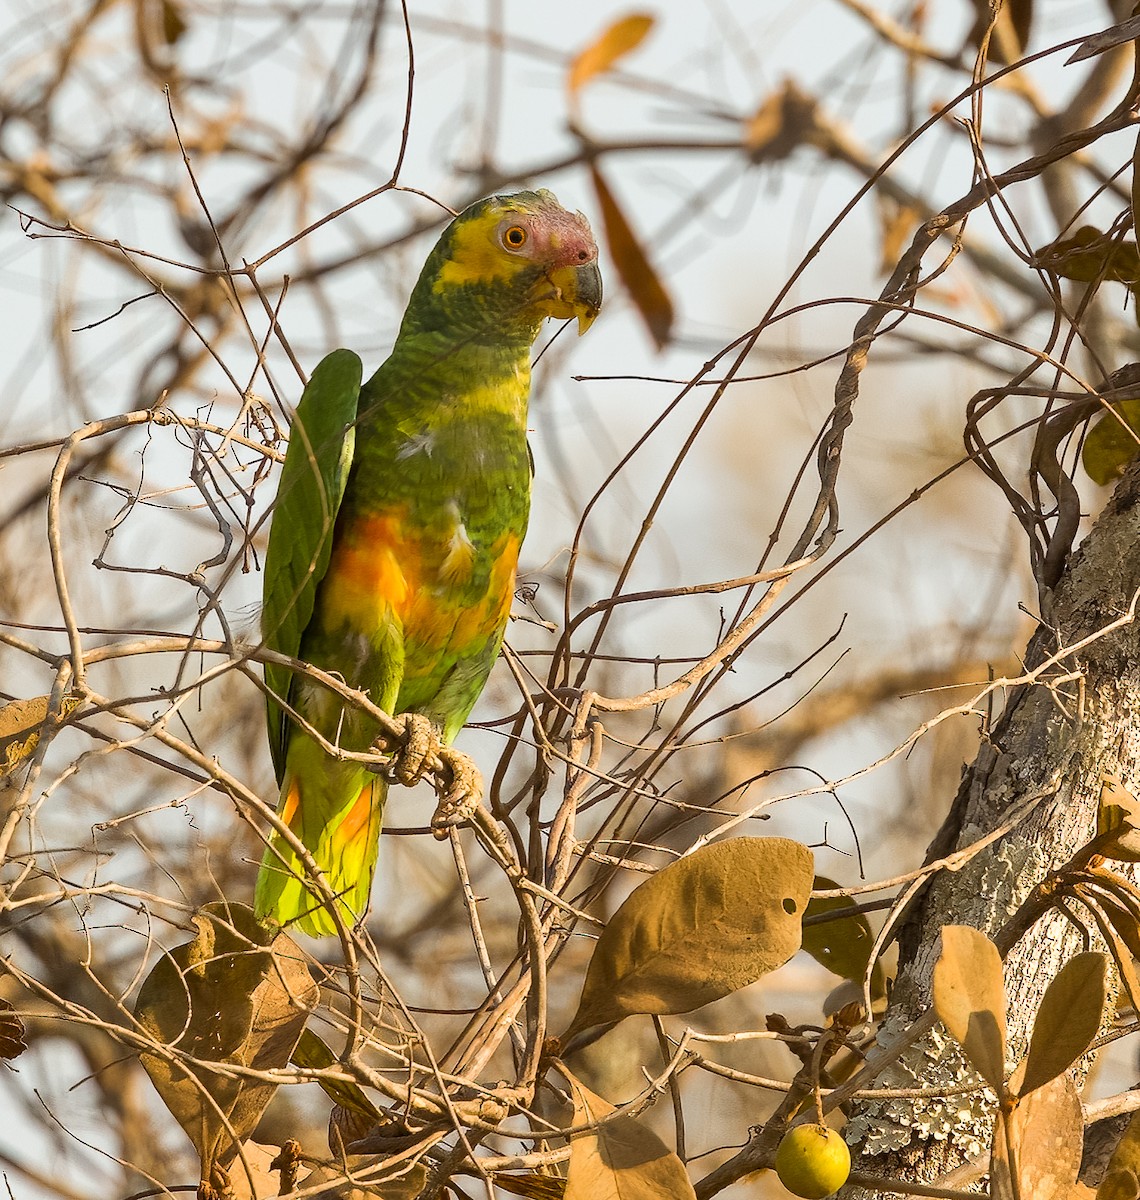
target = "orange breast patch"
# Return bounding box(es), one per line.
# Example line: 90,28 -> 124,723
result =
322,511 -> 419,629
323,510 -> 521,655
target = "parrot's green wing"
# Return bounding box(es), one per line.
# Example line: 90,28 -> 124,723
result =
262,349 -> 362,783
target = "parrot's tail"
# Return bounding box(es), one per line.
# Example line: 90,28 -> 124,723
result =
254,765 -> 386,938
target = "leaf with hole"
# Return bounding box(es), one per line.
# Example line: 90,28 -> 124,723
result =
932,925 -> 1007,1093
133,901 -> 317,1177
564,1073 -> 696,1200
561,838 -> 813,1047
1019,952 -> 1106,1096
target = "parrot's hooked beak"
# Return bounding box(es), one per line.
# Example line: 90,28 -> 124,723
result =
543,260 -> 603,335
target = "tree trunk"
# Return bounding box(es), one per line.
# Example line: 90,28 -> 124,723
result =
845,455 -> 1140,1190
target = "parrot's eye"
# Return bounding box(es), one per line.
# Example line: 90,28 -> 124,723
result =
502,225 -> 528,250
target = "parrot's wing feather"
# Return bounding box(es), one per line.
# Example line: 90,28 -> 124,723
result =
262,348 -> 362,782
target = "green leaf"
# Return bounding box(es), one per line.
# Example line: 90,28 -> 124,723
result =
932,925 -> 1007,1093
262,349 -> 361,782
1101,1111 -> 1140,1194
1082,400 -> 1140,487
802,876 -> 884,996
1037,227 -> 1140,285
564,1073 -> 695,1200
561,838 -> 813,1047
292,1028 -> 381,1124
1099,1168 -> 1140,1200
134,901 -> 318,1176
1019,952 -> 1106,1096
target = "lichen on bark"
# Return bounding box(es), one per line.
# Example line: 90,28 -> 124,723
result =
843,457 -> 1140,1194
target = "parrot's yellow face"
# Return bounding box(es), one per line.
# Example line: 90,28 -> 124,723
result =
432,191 -> 603,335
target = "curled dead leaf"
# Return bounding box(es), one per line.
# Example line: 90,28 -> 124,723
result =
133,901 -> 318,1178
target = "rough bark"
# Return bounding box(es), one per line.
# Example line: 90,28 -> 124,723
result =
844,455 -> 1140,1191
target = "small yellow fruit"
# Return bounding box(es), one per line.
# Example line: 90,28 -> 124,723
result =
774,1123 -> 851,1198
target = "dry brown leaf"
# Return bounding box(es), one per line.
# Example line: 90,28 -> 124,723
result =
1084,898 -> 1140,1014
564,1073 -> 696,1200
990,1109 -> 1017,1200
0,998 -> 27,1061
743,89 -> 786,156
932,924 -> 1007,1093
1096,776 -> 1140,861
1093,889 -> 1140,962
225,1142 -> 281,1200
1020,952 -> 1106,1096
568,13 -> 654,94
878,198 -> 921,275
1005,1073 -> 1084,1200
494,1172 -> 567,1199
1133,128 -> 1140,268
134,901 -> 318,1178
589,165 -> 673,350
561,837 -> 813,1047
300,1160 -> 428,1200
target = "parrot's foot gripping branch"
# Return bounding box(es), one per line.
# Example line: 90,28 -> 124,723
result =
374,713 -> 484,836
430,748 -> 484,837
379,712 -> 440,788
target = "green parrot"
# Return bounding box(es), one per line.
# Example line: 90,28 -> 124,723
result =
255,190 -> 602,937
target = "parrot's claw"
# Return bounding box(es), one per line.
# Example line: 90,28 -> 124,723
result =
431,749 -> 483,838
380,713 -> 440,788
